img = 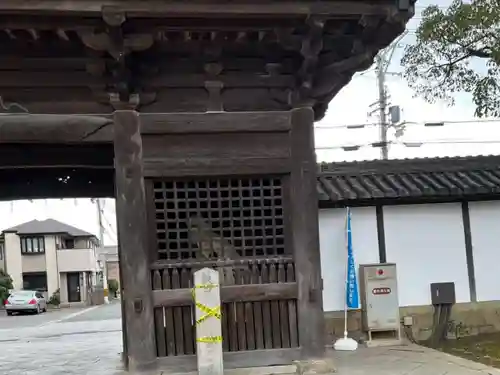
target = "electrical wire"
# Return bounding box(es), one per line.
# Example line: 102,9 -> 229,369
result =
315,118 -> 500,130
402,324 -> 418,344
101,209 -> 117,240
425,304 -> 453,348
315,139 -> 500,152
91,198 -> 117,245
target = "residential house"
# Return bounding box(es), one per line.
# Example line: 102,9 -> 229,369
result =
1,219 -> 103,306
317,155 -> 500,339
97,245 -> 120,285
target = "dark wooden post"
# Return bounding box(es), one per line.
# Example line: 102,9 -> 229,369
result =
116,227 -> 128,369
113,105 -> 157,370
290,107 -> 325,359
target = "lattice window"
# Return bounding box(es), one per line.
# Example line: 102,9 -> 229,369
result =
153,177 -> 285,260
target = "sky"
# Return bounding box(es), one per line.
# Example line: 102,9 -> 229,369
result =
316,0 -> 500,162
1,0 -> 497,242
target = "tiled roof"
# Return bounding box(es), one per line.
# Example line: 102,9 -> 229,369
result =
2,218 -> 95,237
317,155 -> 500,204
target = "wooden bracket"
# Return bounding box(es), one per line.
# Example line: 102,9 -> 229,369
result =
101,6 -> 126,27
294,17 -> 325,106
398,0 -> 411,11
265,63 -> 282,77
204,81 -> 224,112
109,92 -> 140,111
204,63 -> 224,112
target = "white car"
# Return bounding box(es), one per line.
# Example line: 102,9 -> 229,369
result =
5,290 -> 47,315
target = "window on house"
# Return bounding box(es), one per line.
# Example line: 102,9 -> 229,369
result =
64,238 -> 75,249
20,236 -> 45,254
22,272 -> 47,291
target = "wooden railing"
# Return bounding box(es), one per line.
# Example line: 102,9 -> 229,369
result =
150,257 -> 298,357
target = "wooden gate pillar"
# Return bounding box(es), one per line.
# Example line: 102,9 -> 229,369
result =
113,107 -> 157,370
290,107 -> 325,359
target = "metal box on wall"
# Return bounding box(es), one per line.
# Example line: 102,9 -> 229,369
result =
359,263 -> 401,342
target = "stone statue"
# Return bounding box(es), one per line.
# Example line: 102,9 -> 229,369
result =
188,214 -> 237,285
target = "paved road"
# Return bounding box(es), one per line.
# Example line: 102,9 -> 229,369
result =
333,345 -> 500,375
2,303 -> 500,375
0,307 -> 90,330
0,303 -> 123,375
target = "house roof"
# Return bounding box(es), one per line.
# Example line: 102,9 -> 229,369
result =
2,218 -> 95,237
317,155 -> 500,205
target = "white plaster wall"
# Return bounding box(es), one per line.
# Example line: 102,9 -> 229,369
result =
44,236 -> 60,296
57,248 -> 98,272
319,207 -> 379,311
384,203 -> 470,306
59,272 -> 68,304
468,201 -> 500,302
22,254 -> 46,273
81,272 -> 87,302
4,233 -> 22,290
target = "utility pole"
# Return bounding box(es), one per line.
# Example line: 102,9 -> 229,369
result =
373,31 -> 408,160
376,55 -> 389,160
95,198 -> 109,304
96,198 -> 105,248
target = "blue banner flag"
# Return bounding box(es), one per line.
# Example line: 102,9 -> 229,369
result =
346,207 -> 360,309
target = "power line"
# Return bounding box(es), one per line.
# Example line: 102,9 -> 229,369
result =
315,118 -> 500,130
315,139 -> 500,152
101,210 -> 117,240
91,198 -> 117,244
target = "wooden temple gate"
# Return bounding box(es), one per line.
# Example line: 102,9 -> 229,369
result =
115,110 -> 323,371
0,1 -> 414,373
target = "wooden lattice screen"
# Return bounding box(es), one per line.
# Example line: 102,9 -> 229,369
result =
148,176 -> 298,357
153,176 -> 286,260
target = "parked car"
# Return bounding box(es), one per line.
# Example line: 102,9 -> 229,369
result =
4,290 -> 47,315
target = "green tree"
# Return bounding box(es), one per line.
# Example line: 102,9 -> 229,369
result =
0,269 -> 13,303
108,279 -> 119,298
401,0 -> 500,117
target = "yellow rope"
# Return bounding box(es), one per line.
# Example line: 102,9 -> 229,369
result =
192,283 -> 223,344
196,335 -> 223,343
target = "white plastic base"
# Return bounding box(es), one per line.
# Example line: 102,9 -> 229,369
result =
334,337 -> 358,351
104,296 -> 109,304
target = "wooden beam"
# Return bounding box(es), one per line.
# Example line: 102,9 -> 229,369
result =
0,1 -> 411,17
0,114 -> 112,143
153,283 -> 297,307
0,57 -> 101,70
139,111 -> 292,133
150,257 -> 294,269
0,15 -> 297,31
0,101 -> 111,116
0,71 -> 294,88
141,129 -> 291,177
289,107 -> 325,359
0,88 -> 109,104
0,143 -> 113,168
0,16 -> 100,29
0,57 -> 295,73
155,348 -> 301,373
0,71 -> 106,87
0,111 -> 291,143
147,73 -> 294,89
0,168 -> 114,201
0,42 -> 87,57
143,157 -> 290,177
113,108 -> 157,370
